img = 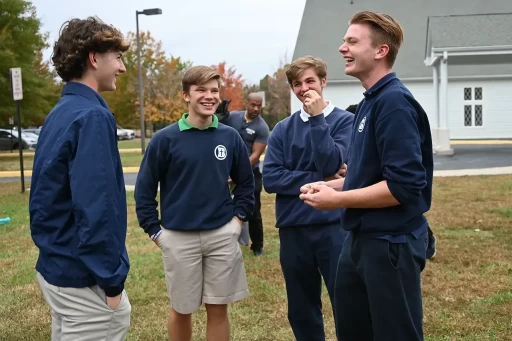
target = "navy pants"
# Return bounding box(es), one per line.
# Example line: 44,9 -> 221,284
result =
334,230 -> 428,341
279,224 -> 347,341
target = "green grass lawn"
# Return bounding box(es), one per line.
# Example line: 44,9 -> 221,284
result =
1,176 -> 512,340
0,152 -> 144,172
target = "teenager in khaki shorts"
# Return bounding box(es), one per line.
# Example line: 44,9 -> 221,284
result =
134,65 -> 255,341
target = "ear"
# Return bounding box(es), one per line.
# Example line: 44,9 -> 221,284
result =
182,90 -> 190,103
88,52 -> 98,70
320,77 -> 327,88
375,44 -> 390,61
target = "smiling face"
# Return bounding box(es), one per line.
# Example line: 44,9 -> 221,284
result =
92,50 -> 126,92
338,23 -> 379,80
182,79 -> 221,118
290,68 -> 326,104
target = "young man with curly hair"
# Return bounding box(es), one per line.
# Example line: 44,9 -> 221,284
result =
29,16 -> 131,340
134,65 -> 254,341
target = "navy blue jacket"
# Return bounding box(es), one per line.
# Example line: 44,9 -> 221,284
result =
134,113 -> 255,236
341,72 -> 434,237
29,82 -> 129,297
263,106 -> 353,228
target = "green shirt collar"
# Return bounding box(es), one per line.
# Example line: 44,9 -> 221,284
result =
178,113 -> 218,131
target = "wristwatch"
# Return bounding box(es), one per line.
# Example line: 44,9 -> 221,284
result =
235,212 -> 247,222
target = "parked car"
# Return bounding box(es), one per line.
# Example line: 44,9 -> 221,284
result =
116,125 -> 135,140
23,128 -> 41,135
0,129 -> 38,150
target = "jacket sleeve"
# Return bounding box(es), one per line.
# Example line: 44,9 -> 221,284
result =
230,133 -> 255,220
262,122 -> 323,196
309,113 -> 353,176
134,138 -> 164,237
69,113 -> 128,297
375,108 -> 427,203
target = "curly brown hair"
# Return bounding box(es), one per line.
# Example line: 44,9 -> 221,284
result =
51,16 -> 130,82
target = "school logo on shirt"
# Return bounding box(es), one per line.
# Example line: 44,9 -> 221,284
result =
245,128 -> 255,135
214,145 -> 227,160
358,116 -> 366,132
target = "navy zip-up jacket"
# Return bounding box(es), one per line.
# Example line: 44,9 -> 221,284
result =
341,72 -> 434,236
29,82 -> 129,297
263,106 -> 353,227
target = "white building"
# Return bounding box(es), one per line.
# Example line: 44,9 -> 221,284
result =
291,0 -> 512,154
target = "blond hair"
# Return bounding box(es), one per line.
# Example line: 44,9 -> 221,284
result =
350,11 -> 404,67
285,56 -> 327,85
182,66 -> 221,93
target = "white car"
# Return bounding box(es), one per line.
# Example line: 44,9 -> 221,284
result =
116,125 -> 135,140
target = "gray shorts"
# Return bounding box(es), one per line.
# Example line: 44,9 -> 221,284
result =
156,217 -> 249,314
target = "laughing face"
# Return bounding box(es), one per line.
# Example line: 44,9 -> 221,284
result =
182,79 -> 221,118
290,68 -> 326,104
338,23 -> 378,79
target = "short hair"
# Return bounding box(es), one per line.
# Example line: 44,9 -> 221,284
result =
285,56 -> 327,85
350,11 -> 404,67
51,16 -> 130,82
345,104 -> 358,114
182,66 -> 221,93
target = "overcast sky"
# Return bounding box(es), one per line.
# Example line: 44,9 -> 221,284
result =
31,0 -> 307,85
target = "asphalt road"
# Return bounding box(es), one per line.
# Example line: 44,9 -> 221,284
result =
1,144 -> 511,185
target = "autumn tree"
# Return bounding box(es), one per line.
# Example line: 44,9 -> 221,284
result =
0,0 -> 62,127
103,31 -> 191,132
258,55 -> 291,128
213,62 -> 245,111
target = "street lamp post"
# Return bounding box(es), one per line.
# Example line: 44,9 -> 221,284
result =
136,8 -> 162,154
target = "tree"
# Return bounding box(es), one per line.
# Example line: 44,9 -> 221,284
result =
213,62 -> 245,111
102,31 -> 192,131
0,0 -> 61,127
258,55 -> 291,128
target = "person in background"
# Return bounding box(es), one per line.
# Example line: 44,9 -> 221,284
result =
227,93 -> 270,256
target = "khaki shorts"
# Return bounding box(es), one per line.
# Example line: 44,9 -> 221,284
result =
156,217 -> 249,314
36,272 -> 131,341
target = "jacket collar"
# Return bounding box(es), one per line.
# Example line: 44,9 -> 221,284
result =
363,72 -> 397,98
62,82 -> 109,110
299,100 -> 335,122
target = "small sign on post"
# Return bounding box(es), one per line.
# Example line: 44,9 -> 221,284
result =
10,68 -> 23,101
10,68 -> 25,193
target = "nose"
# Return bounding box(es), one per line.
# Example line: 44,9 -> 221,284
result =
119,60 -> 127,73
339,43 -> 348,53
300,83 -> 309,93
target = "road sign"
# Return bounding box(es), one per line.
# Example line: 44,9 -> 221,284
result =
10,68 -> 23,101
9,117 -> 14,125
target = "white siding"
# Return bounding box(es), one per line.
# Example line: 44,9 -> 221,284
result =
290,79 -> 512,139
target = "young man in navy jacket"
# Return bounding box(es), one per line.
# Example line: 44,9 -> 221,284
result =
300,11 -> 434,341
262,56 -> 353,341
134,65 -> 254,341
29,17 -> 131,340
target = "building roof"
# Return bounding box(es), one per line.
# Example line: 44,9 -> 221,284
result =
292,0 -> 512,81
426,13 -> 512,51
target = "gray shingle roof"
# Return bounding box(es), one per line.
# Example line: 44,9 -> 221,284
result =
428,13 -> 512,49
292,0 -> 512,81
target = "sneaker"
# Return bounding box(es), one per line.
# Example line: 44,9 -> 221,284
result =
426,230 -> 437,260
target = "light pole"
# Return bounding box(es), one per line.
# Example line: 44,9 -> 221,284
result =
136,8 -> 162,154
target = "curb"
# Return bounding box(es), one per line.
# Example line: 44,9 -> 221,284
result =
0,148 -> 143,158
